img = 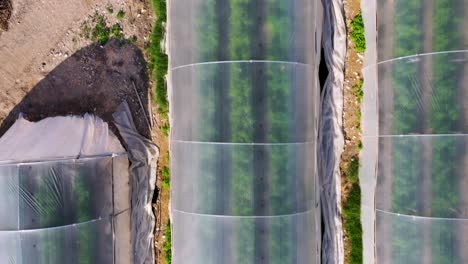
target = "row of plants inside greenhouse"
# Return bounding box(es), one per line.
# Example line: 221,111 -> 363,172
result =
385,0 -> 466,262
180,0 -> 313,263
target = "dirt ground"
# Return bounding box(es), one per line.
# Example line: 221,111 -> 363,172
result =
341,0 -> 363,262
0,0 -> 170,263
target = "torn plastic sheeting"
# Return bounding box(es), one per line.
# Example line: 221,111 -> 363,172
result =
319,0 -> 346,263
113,102 -> 159,264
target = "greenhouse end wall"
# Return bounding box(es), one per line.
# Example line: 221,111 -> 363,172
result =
168,0 -> 322,263
361,0 -> 468,263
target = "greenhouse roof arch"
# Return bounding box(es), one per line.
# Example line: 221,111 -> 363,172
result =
361,0 -> 468,263
168,0 -> 323,263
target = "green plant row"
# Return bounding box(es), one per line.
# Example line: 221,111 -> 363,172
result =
343,173 -> 363,264
163,221 -> 172,264
429,0 -> 463,261
227,0 -> 256,262
149,0 -> 169,115
388,0 -> 425,261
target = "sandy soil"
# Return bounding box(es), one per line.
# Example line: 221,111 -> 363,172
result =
0,1 -> 171,263
341,0 -> 363,262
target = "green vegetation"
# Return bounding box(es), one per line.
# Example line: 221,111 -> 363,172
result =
353,79 -> 364,104
343,86 -> 363,263
393,0 -> 423,57
348,158 -> 360,184
111,23 -> 124,40
161,123 -> 170,136
389,1 -> 425,260
350,12 -> 366,53
90,15 -> 111,44
429,1 -> 463,262
116,10 -> 125,20
388,0 -> 465,262
148,0 -> 169,115
81,13 -> 126,45
161,166 -> 170,189
163,221 -> 172,264
343,160 -> 364,264
343,178 -> 363,264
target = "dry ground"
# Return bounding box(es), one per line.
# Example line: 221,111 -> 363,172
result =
341,0 -> 363,262
0,1 -> 170,263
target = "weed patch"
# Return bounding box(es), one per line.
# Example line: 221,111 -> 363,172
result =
353,79 -> 364,103
81,13 -> 127,45
350,12 -> 366,53
116,10 -> 125,20
161,166 -> 170,189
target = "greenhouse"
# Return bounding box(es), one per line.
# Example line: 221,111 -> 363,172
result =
0,104 -> 157,264
361,0 -> 468,263
168,0 -> 322,263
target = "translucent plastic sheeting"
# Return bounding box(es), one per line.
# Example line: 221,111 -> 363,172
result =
171,141 -> 316,216
171,62 -> 317,143
0,218 -> 114,264
168,0 -> 321,263
376,0 -> 468,62
376,135 -> 468,218
361,0 -> 468,262
0,115 -> 124,164
0,157 -> 115,230
168,0 -> 317,68
172,210 -> 318,264
376,210 -> 468,264
376,52 -> 468,136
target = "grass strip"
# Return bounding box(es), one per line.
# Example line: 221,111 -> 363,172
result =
149,0 -> 169,115
163,221 -> 172,264
343,175 -> 363,264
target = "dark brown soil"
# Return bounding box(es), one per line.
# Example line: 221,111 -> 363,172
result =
0,0 -> 12,31
0,39 -> 152,140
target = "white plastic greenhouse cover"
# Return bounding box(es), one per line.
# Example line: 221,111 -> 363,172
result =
361,0 -> 468,263
168,0 -> 323,263
0,114 -> 132,263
